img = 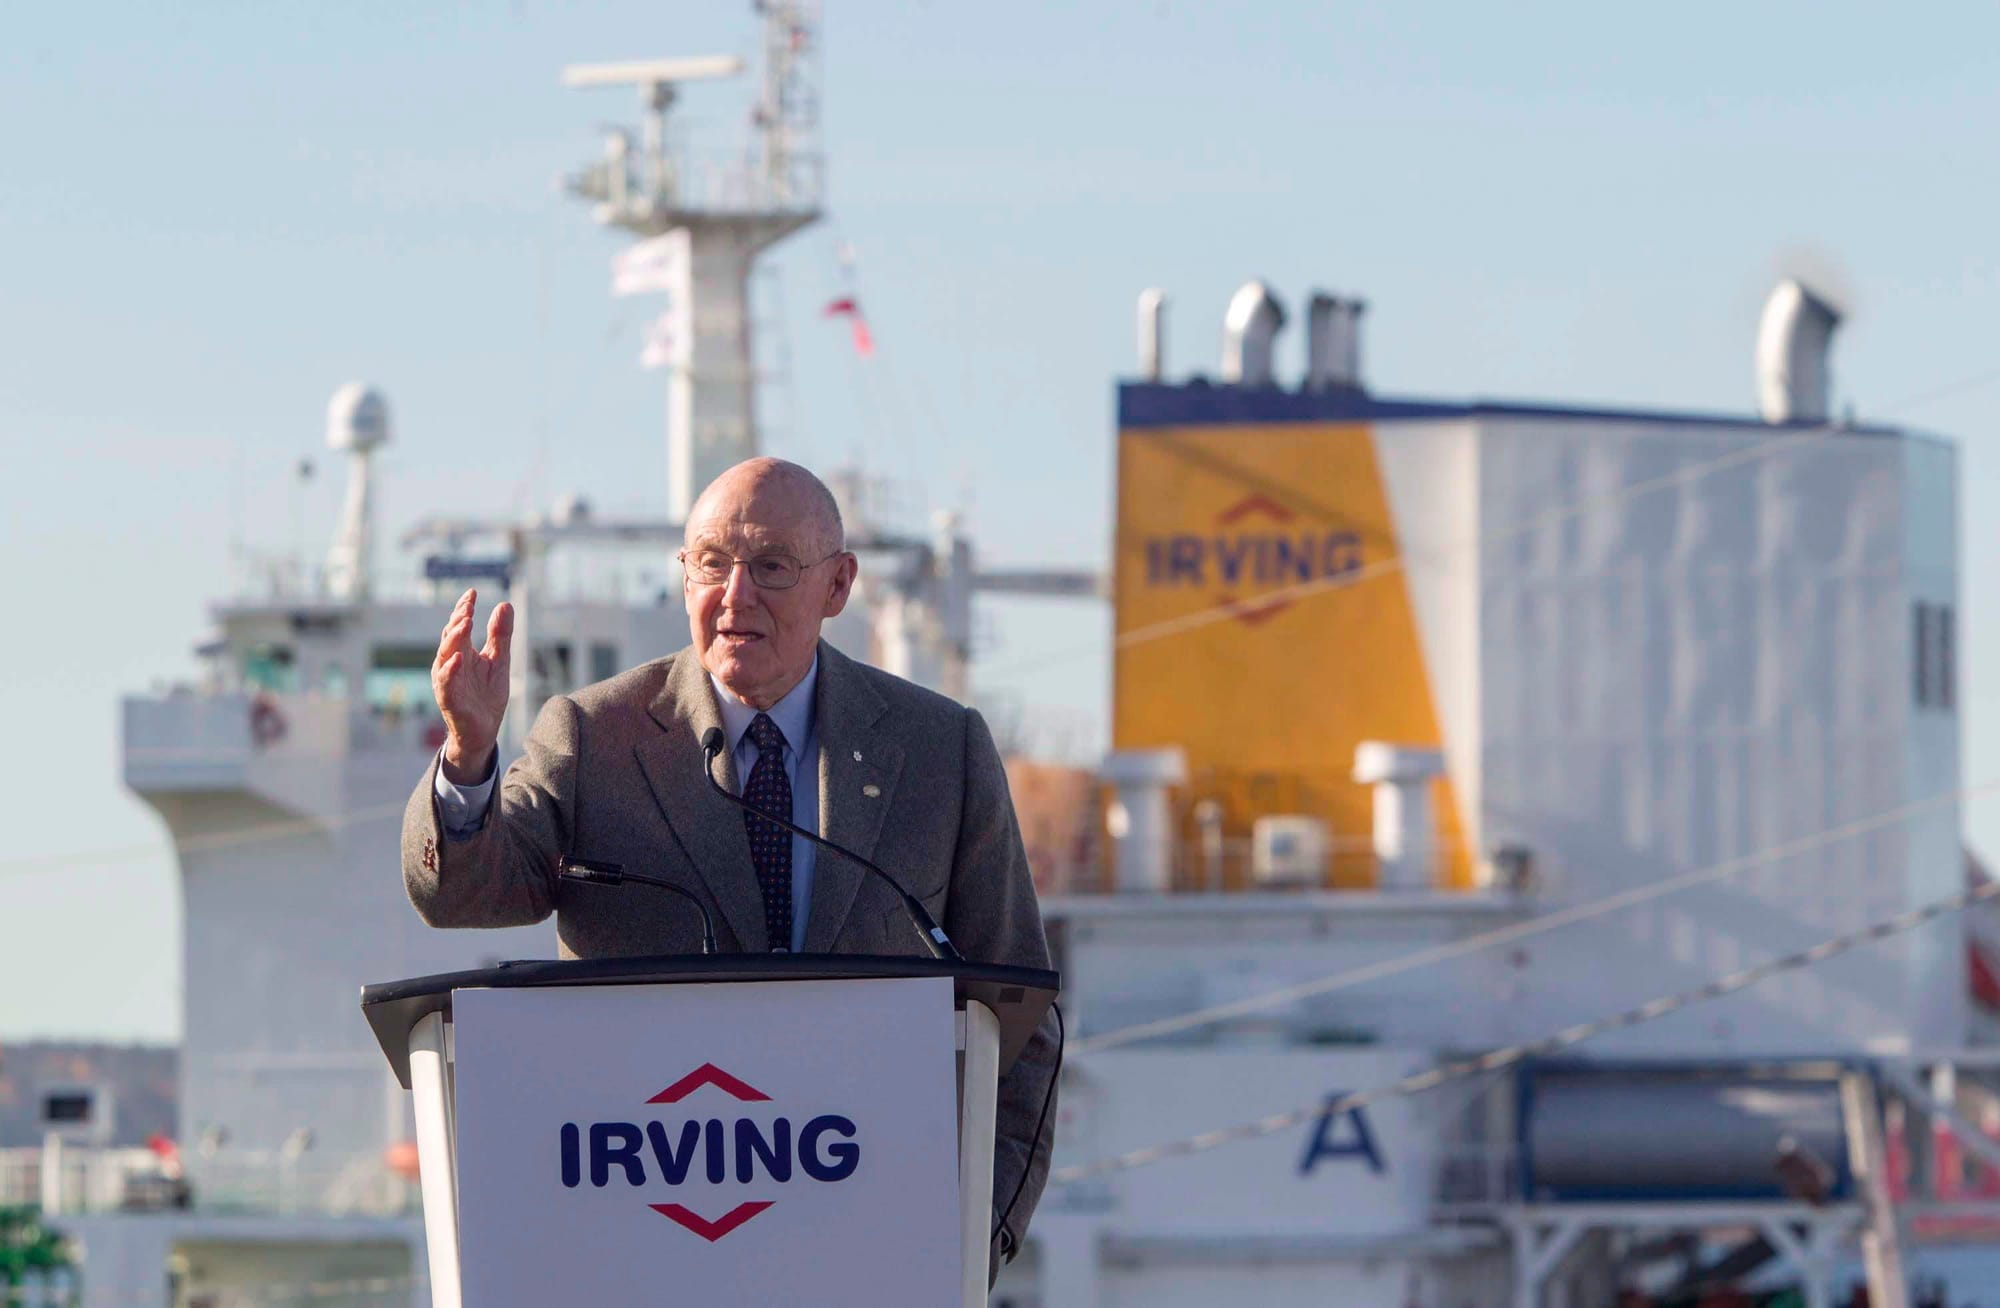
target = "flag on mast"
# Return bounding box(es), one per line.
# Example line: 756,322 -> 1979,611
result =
823,296 -> 875,358
612,231 -> 689,297
639,311 -> 677,370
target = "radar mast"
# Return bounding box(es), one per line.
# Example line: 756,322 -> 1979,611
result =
561,1 -> 824,521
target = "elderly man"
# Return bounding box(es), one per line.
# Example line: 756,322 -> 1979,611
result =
401,456 -> 1057,1265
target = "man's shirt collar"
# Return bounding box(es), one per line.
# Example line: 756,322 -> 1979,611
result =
710,654 -> 818,759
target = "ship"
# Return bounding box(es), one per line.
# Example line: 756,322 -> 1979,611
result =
9,6 -> 2000,1306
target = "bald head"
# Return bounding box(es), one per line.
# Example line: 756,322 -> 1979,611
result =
686,458 -> 844,558
681,458 -> 858,709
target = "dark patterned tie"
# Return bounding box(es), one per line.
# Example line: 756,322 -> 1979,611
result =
741,713 -> 793,951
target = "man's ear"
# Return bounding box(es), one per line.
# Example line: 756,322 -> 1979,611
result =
822,553 -> 859,618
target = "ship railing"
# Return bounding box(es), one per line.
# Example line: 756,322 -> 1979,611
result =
124,689 -> 458,771
123,691 -> 352,769
1033,830 -> 1496,897
0,1146 -> 183,1216
348,704 -> 449,755
580,144 -> 822,220
181,1152 -> 419,1218
0,1267 -> 82,1308
0,1146 -> 417,1219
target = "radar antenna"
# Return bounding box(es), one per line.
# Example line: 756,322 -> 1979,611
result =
558,55 -> 746,223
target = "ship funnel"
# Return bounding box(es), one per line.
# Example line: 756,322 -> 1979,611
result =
1220,280 -> 1286,386
1305,291 -> 1366,391
325,383 -> 391,602
1755,279 -> 1842,424
1137,288 -> 1168,381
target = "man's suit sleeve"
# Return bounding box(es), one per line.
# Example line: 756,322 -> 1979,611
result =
401,695 -> 581,928
944,706 -> 1059,1262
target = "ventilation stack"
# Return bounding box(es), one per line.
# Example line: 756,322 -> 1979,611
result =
1755,279 -> 1842,424
1220,281 -> 1286,386
1304,291 -> 1365,391
1100,748 -> 1188,893
1352,742 -> 1445,891
1137,288 -> 1168,381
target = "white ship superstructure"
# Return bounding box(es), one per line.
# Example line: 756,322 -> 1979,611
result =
1001,281 -> 2000,1307
13,8 -> 2000,1307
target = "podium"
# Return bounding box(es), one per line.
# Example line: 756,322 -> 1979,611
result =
362,954 -> 1057,1308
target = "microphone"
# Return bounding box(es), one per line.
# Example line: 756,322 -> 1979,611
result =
701,726 -> 960,961
557,856 -> 719,956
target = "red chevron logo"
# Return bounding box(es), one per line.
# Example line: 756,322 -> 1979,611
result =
1215,592 -> 1292,625
646,1063 -> 771,1104
1216,493 -> 1294,525
649,1201 -> 774,1242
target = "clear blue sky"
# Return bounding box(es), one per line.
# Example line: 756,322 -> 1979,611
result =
4,1 -> 1999,1040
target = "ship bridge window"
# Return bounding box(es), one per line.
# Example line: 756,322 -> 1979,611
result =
589,642 -> 619,683
241,645 -> 296,694
1914,601 -> 1957,713
535,642 -> 574,696
367,645 -> 436,714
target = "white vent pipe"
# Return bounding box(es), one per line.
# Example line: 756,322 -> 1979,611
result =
1305,291 -> 1366,391
1220,280 -> 1286,386
1352,742 -> 1445,891
1100,748 -> 1187,893
1137,288 -> 1167,381
1755,279 -> 1842,424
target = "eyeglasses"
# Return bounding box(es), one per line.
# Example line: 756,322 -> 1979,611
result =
678,548 -> 843,591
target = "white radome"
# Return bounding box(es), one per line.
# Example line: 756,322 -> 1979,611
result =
326,382 -> 391,452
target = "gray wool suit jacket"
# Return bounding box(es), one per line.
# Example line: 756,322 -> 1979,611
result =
401,638 -> 1058,1256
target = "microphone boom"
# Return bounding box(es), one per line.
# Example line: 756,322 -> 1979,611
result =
701,726 -> 960,960
558,856 -> 719,955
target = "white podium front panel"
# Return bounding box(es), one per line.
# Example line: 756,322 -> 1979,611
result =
453,976 -> 960,1308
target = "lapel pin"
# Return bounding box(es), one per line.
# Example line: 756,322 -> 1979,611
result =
851,749 -> 863,762
862,783 -> 881,798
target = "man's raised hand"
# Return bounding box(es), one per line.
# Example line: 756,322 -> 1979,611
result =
432,588 -> 514,784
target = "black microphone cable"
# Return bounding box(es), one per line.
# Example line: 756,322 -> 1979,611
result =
700,724 -> 1057,1260
557,856 -> 719,955
700,726 -> 960,960
992,1001 -> 1064,1263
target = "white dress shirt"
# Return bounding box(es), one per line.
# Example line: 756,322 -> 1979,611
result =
433,657 -> 822,952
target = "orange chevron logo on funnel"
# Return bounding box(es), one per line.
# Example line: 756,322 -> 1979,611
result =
1210,494 -> 1331,625
1214,591 -> 1295,625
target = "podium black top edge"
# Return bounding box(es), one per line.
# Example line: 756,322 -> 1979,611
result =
361,953 -> 1059,1089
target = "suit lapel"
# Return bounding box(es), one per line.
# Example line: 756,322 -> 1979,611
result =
802,642 -> 905,954
635,651 -> 769,952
